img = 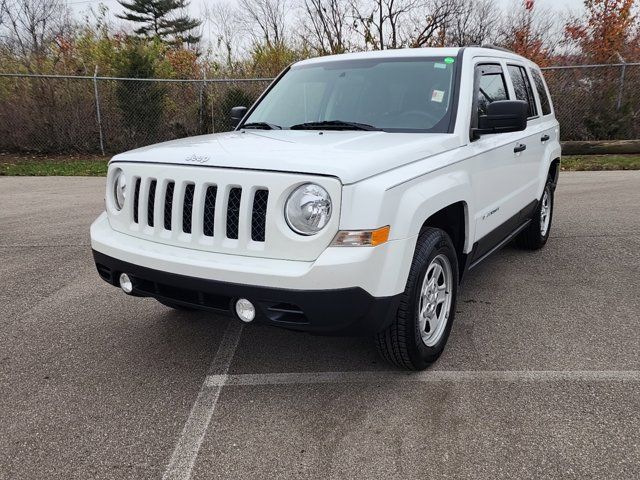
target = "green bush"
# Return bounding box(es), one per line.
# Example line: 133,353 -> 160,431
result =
115,40 -> 167,147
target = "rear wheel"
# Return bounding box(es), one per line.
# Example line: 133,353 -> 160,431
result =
516,181 -> 553,250
375,228 -> 458,370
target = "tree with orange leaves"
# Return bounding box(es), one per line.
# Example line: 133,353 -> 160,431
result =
565,0 -> 638,63
498,0 -> 556,66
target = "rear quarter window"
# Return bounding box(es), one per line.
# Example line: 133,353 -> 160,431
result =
507,65 -> 537,118
531,69 -> 552,116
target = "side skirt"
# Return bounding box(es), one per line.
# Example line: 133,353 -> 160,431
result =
461,199 -> 538,276
467,219 -> 531,271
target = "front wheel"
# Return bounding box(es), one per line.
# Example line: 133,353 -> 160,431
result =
375,228 -> 458,370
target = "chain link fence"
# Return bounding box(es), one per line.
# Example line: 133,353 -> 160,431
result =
541,63 -> 640,141
0,63 -> 638,155
0,74 -> 272,155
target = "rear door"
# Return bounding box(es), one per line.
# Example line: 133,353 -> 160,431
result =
505,62 -> 545,210
529,67 -> 559,188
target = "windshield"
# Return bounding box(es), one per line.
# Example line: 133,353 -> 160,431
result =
242,57 -> 458,133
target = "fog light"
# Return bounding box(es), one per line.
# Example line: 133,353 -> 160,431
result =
119,273 -> 133,294
235,298 -> 256,322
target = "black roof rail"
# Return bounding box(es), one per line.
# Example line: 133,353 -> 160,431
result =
477,44 -> 516,54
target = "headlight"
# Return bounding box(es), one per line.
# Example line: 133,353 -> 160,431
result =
285,183 -> 332,235
113,169 -> 126,210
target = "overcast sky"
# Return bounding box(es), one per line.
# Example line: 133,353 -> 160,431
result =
68,0 -> 586,37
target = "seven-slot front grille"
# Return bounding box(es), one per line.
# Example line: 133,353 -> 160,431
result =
132,178 -> 269,243
110,164 -> 341,261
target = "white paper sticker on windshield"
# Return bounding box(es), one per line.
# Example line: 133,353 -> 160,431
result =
434,63 -> 447,69
431,90 -> 445,103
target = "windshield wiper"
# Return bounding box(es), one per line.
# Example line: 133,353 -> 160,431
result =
290,120 -> 381,131
241,122 -> 282,130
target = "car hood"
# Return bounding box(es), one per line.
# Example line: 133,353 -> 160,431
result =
111,130 -> 461,184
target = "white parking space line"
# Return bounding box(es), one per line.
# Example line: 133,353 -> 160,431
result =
162,321 -> 244,480
206,370 -> 640,387
163,319 -> 640,480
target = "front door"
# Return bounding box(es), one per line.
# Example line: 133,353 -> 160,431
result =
467,61 -> 532,261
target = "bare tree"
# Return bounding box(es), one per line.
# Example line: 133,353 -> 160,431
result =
0,0 -> 6,28
350,0 -> 383,49
446,0 -> 499,46
351,0 -> 426,49
385,0 -> 425,48
239,0 -> 289,47
406,0 -> 463,48
204,1 -> 243,68
0,0 -> 72,71
350,0 -> 463,49
299,0 -> 352,54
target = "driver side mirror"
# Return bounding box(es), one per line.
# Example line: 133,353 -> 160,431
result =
473,100 -> 528,139
230,106 -> 248,128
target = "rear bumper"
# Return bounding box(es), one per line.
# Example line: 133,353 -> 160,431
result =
94,250 -> 400,335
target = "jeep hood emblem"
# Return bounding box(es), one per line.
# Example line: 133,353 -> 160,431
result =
185,154 -> 210,163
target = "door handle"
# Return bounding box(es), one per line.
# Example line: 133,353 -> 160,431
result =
540,134 -> 550,142
514,143 -> 527,153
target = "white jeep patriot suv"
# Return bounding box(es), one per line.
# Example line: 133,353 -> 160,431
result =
91,46 -> 560,370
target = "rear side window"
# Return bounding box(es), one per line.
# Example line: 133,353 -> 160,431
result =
531,69 -> 552,115
474,64 -> 509,125
507,65 -> 537,118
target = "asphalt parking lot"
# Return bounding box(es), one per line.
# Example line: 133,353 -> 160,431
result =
1,171 -> 640,480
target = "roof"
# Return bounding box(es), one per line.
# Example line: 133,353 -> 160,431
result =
295,47 -> 462,67
294,46 -> 533,68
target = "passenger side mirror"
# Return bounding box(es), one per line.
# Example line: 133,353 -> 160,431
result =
230,106 -> 248,128
473,100 -> 528,138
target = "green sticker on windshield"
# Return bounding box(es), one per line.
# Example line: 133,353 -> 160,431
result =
444,57 -> 455,64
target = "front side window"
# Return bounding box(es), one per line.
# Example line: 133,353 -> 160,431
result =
531,69 -> 552,115
507,65 -> 537,118
243,57 -> 458,132
474,64 -> 509,126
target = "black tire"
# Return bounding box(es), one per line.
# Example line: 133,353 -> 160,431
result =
375,228 -> 459,370
157,299 -> 195,311
516,181 -> 553,250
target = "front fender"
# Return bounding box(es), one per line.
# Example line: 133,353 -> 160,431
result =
389,171 -> 472,249
340,164 -> 473,252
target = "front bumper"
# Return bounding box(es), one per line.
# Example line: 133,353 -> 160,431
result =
93,250 -> 400,335
90,213 -> 415,297
91,213 -> 415,334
